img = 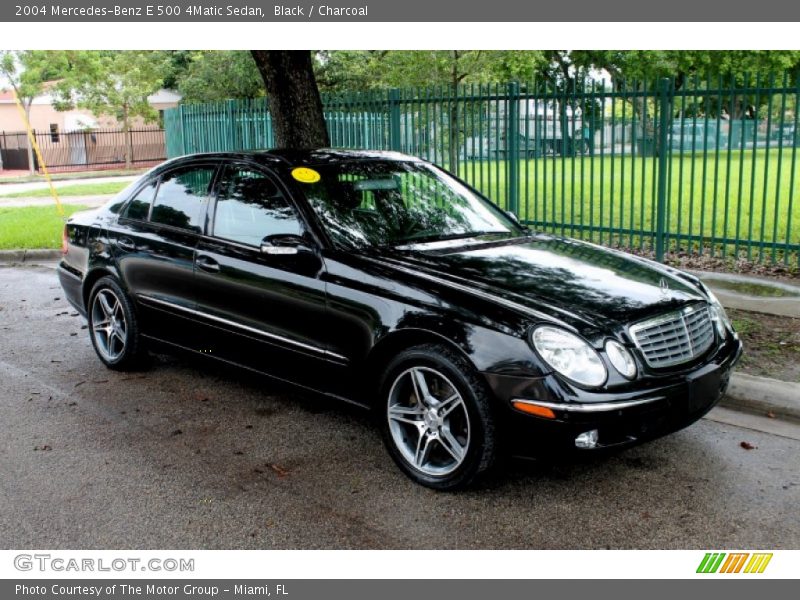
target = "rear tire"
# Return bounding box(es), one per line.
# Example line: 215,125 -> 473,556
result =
87,276 -> 149,371
378,343 -> 496,490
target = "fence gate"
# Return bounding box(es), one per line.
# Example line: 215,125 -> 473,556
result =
0,131 -> 35,171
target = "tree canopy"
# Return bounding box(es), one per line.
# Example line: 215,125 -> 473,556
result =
314,50 -> 548,91
165,50 -> 264,103
0,50 -> 72,172
48,51 -> 168,167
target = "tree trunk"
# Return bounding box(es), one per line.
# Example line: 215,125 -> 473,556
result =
632,85 -> 650,154
448,51 -> 460,173
24,105 -> 35,175
122,105 -> 132,169
251,51 -> 330,149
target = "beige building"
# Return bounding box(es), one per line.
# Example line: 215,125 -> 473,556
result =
0,87 -> 181,134
0,87 -> 180,171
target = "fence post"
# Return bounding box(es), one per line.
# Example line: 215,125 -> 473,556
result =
507,82 -> 520,215
655,78 -> 672,262
388,88 -> 402,151
178,105 -> 187,155
227,99 -> 238,150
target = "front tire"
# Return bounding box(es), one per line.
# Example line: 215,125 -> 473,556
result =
378,344 -> 496,490
87,276 -> 148,371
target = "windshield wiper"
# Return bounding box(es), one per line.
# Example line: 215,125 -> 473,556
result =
394,231 -> 509,246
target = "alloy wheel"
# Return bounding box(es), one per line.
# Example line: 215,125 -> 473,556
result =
91,288 -> 128,362
386,366 -> 471,477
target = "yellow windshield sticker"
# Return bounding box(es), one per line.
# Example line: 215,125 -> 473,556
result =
291,167 -> 321,183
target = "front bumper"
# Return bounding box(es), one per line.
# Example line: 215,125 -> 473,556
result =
483,336 -> 743,458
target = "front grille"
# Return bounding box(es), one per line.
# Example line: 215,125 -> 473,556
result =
629,303 -> 715,368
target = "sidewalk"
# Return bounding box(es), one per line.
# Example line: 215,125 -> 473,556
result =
0,169 -> 28,179
690,270 -> 800,319
694,271 -> 800,421
0,174 -> 136,197
0,195 -> 111,208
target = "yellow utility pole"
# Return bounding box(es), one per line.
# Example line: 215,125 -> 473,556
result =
11,88 -> 63,216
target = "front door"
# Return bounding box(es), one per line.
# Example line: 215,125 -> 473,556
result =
192,162 -> 341,390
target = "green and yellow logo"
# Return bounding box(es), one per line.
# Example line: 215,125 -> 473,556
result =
697,552 -> 773,574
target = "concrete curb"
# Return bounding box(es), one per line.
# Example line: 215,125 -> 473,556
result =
721,373 -> 800,422
0,249 -> 61,263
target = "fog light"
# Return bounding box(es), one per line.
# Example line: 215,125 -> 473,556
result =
605,340 -> 637,379
575,429 -> 599,449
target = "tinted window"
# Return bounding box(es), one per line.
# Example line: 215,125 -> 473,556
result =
151,166 -> 215,232
302,161 -> 519,249
212,166 -> 303,246
122,180 -> 157,221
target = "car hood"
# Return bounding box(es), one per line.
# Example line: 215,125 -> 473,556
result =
375,234 -> 707,332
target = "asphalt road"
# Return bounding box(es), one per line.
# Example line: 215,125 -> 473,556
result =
1,262 -> 798,549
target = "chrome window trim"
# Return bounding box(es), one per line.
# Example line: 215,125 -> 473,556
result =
138,293 -> 348,363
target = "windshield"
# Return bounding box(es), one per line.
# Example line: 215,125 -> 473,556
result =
299,160 -> 522,249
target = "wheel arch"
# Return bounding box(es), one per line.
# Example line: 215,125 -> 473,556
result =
360,328 -> 478,407
81,266 -> 123,310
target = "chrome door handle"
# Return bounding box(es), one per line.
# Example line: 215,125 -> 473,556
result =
117,238 -> 136,252
196,255 -> 220,273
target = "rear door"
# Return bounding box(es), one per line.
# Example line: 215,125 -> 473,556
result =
112,161 -> 219,348
192,161 -> 343,389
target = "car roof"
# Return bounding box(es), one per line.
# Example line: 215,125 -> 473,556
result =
169,148 -> 421,168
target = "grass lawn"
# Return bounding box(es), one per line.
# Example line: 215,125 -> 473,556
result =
0,181 -> 129,198
454,148 -> 800,257
0,205 -> 89,250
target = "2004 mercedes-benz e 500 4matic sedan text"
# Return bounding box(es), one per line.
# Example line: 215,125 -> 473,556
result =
58,149 -> 742,489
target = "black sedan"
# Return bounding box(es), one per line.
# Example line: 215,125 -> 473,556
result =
58,149 -> 742,489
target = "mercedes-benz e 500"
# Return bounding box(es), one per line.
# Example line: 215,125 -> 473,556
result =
58,150 -> 742,489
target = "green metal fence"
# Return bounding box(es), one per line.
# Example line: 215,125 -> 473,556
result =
164,74 -> 800,265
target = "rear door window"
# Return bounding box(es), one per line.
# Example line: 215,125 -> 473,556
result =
122,180 -> 157,221
150,165 -> 216,232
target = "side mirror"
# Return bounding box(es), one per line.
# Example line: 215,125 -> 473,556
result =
260,233 -> 310,256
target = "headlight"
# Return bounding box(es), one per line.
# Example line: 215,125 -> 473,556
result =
706,289 -> 732,339
605,339 -> 637,379
531,326 -> 607,387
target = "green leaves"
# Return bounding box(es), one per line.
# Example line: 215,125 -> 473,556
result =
310,51 -> 800,94
0,51 -> 71,107
52,51 -> 168,126
314,51 -> 548,91
173,51 -> 263,103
